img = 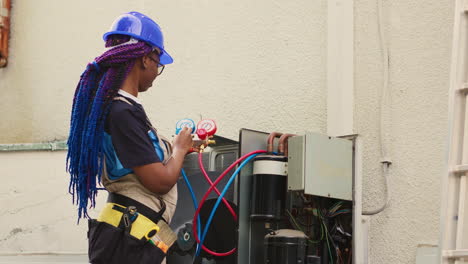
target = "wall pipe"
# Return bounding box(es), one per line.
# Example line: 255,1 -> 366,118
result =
0,0 -> 11,67
0,140 -> 67,152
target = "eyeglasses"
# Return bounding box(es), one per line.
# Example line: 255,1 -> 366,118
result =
148,56 -> 165,75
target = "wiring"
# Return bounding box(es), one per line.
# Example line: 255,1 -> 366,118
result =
317,202 -> 353,264
328,201 -> 343,216
362,164 -> 390,215
288,193 -> 353,263
290,193 -> 352,262
285,209 -> 322,244
318,209 -> 334,264
329,209 -> 352,218
363,0 -> 392,216
337,248 -> 343,264
295,214 -> 313,227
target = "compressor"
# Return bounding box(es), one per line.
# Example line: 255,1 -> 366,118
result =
250,154 -> 288,221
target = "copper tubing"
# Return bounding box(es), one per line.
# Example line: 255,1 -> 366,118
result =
278,133 -> 296,156
267,132 -> 283,153
0,0 -> 11,67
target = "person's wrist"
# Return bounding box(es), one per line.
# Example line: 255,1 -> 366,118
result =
172,146 -> 188,157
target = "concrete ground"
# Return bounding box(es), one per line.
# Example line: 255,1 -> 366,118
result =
0,255 -> 88,263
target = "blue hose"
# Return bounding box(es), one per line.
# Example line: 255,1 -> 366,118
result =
181,168 -> 202,253
196,153 -> 260,256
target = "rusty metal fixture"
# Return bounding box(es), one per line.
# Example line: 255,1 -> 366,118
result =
0,0 -> 11,67
278,133 -> 296,156
267,132 -> 283,153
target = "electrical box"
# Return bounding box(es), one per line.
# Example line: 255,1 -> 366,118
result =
288,132 -> 353,201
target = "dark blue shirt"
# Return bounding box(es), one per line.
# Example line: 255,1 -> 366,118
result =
103,96 -> 162,179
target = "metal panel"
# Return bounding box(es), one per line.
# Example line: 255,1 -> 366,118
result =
287,135 -> 305,190
304,132 -> 353,201
237,129 -> 270,264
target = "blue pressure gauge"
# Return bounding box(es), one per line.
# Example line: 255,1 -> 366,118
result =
175,118 -> 196,135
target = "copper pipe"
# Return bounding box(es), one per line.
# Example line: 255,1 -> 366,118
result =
282,135 -> 295,157
278,133 -> 296,156
0,0 -> 11,67
267,132 -> 283,153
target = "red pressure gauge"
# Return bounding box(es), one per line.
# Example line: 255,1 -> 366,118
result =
196,119 -> 217,140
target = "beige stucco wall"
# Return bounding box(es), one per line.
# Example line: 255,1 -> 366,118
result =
0,0 -> 454,263
0,151 -> 104,253
0,0 -> 327,256
0,0 -> 327,144
354,0 -> 453,263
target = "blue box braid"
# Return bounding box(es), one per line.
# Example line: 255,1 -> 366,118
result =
67,35 -> 152,220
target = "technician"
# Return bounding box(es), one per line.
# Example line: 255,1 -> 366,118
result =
66,11 -> 192,264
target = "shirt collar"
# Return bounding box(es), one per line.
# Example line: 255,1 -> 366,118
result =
118,90 -> 142,105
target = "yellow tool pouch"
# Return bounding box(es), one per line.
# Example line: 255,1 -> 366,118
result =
97,202 -> 160,240
91,192 -> 177,256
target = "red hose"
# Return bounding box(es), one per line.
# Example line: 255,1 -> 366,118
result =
193,149 -> 267,256
198,152 -> 237,221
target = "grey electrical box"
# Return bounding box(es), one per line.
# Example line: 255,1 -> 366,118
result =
288,132 -> 353,201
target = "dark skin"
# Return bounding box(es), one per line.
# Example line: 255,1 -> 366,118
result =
120,49 -> 193,194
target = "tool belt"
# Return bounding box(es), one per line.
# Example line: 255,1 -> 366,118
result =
88,193 -> 175,264
102,192 -> 166,230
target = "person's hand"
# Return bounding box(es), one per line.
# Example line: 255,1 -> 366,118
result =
173,127 -> 193,155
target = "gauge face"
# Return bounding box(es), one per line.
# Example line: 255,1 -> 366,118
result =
197,119 -> 217,135
176,118 -> 196,134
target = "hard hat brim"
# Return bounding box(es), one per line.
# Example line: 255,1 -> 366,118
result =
103,31 -> 174,65
159,51 -> 173,65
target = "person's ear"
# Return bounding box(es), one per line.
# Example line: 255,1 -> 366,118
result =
141,55 -> 149,69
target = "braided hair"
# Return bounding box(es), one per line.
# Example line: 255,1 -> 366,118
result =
67,35 -> 153,220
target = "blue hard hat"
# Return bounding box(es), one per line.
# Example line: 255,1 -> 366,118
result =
103,11 -> 173,65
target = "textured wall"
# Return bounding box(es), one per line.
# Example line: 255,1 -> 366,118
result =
0,151 -> 105,253
0,0 -> 327,144
0,0 -> 455,263
0,0 -> 327,254
354,0 -> 453,263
